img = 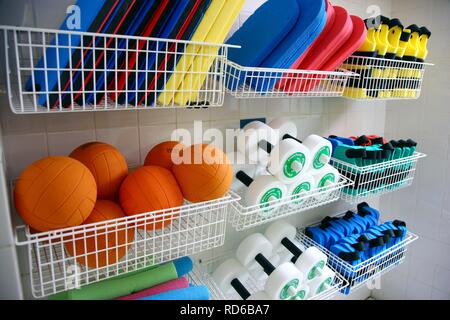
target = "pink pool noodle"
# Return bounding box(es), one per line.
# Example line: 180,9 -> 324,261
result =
116,276 -> 190,300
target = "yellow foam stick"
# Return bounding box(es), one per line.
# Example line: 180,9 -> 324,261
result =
173,0 -> 245,105
417,26 -> 431,61
157,0 -> 227,106
375,16 -> 390,57
356,19 -> 378,55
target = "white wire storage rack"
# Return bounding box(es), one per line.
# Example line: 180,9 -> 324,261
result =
229,174 -> 353,231
224,60 -> 358,99
297,221 -> 418,294
1,25 -> 238,114
15,192 -> 239,298
341,55 -> 433,100
331,152 -> 426,204
189,250 -> 348,300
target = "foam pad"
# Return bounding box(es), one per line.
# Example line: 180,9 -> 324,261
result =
27,0 -> 111,108
225,0 -> 300,90
249,0 -> 327,92
296,6 -> 353,71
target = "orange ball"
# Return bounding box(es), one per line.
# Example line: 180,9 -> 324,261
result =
70,142 -> 128,200
14,157 -> 97,232
64,200 -> 134,269
119,166 -> 184,230
144,141 -> 185,170
172,144 -> 232,203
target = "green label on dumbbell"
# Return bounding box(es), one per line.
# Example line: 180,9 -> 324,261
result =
280,279 -> 300,300
260,188 -> 283,212
292,182 -> 311,204
317,277 -> 333,294
308,260 -> 326,281
318,173 -> 336,189
313,146 -> 331,170
283,152 -> 306,179
292,289 -> 307,300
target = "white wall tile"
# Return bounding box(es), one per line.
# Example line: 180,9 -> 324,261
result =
0,247 -> 23,299
432,265 -> 450,294
47,130 -> 96,156
405,278 -> 433,300
95,127 -> 140,167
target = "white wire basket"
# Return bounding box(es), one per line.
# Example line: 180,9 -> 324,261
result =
1,25 -> 237,114
298,220 -> 418,294
331,152 -> 426,204
229,174 -> 353,231
224,60 -> 357,98
189,249 -> 348,300
341,56 -> 433,100
15,192 -> 239,298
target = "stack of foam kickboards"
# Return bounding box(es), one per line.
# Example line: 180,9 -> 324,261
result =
225,0 -> 367,93
28,0 -> 245,109
49,257 -> 210,300
305,203 -> 408,294
328,135 -> 418,195
343,16 -> 432,99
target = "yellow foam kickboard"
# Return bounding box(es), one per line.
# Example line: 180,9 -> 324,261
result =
157,0 -> 227,106
172,0 -> 245,105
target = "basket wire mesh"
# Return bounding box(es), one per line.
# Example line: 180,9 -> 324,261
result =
15,192 -> 239,298
341,55 -> 432,100
1,25 -> 237,113
331,152 -> 426,204
229,174 -> 353,231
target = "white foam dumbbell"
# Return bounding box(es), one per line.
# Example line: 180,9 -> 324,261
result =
268,118 -> 298,142
307,266 -> 335,298
228,151 -> 265,193
259,138 -> 312,184
236,233 -> 304,300
212,258 -> 271,300
238,120 -> 312,183
265,221 -> 328,281
235,171 -> 286,215
312,164 -> 341,201
302,135 -> 333,172
285,173 -> 315,208
237,121 -> 279,166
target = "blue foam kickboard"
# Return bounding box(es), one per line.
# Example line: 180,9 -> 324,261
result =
85,0 -> 158,104
225,0 -> 300,90
249,0 -> 327,92
58,0 -> 137,107
126,0 -> 191,105
26,0 -> 108,107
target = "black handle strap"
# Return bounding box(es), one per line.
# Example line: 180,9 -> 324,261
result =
255,253 -> 275,275
258,140 -> 273,154
281,237 -> 303,263
231,278 -> 251,300
236,171 -> 253,187
283,134 -> 302,144
339,251 -> 360,262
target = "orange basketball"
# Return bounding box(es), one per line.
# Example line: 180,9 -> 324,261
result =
64,200 -> 134,269
14,157 -> 97,232
70,142 -> 128,200
119,166 -> 184,230
144,141 -> 185,170
172,144 -> 232,203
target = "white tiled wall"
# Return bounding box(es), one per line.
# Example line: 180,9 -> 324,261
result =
373,0 -> 450,300
0,0 -> 398,300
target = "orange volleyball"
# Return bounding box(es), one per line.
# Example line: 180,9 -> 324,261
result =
144,141 -> 185,170
70,142 -> 128,200
119,166 -> 184,230
64,200 -> 135,268
172,144 -> 232,203
14,156 -> 97,232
